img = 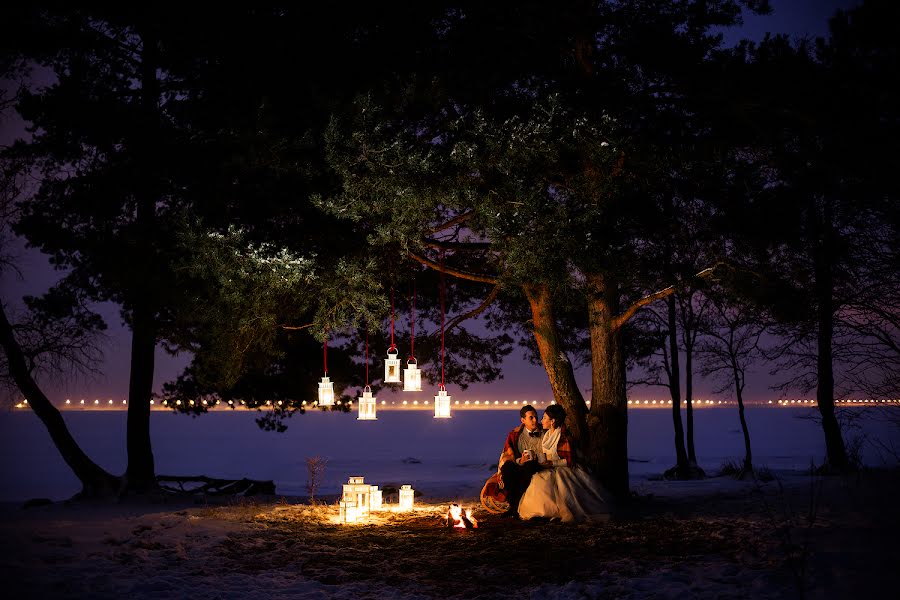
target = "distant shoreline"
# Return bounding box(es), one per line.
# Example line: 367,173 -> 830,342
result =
9,397 -> 899,412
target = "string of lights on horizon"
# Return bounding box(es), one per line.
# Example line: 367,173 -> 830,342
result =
12,397 -> 900,410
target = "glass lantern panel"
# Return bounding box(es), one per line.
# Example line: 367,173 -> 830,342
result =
403,362 -> 422,392
318,376 -> 335,406
384,350 -> 402,383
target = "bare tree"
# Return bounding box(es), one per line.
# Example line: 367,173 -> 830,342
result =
698,290 -> 766,478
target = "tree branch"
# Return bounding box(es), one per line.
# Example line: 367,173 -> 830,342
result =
434,284 -> 501,336
279,322 -> 314,331
611,264 -> 722,331
429,211 -> 474,234
423,239 -> 492,251
408,251 -> 498,284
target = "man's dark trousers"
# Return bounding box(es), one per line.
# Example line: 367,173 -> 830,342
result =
500,459 -> 540,513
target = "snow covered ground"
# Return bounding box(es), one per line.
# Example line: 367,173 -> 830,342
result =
0,406 -> 897,599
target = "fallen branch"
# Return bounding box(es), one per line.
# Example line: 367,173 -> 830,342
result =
156,475 -> 276,496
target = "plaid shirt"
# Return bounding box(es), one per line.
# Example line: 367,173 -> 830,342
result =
498,424 -> 526,470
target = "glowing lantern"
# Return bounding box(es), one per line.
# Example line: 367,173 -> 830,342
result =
317,337 -> 335,406
370,486 -> 383,510
434,385 -> 451,419
385,288 -> 402,383
403,359 -> 422,391
339,500 -> 359,524
399,484 -> 415,511
318,375 -> 335,406
343,476 -> 372,517
384,348 -> 401,383
357,386 -> 377,420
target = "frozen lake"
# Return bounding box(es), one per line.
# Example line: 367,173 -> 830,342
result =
0,406 -> 896,502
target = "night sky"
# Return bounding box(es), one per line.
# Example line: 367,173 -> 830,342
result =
0,0 -> 862,406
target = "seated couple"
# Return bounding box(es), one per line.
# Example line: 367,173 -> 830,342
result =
497,404 -> 611,522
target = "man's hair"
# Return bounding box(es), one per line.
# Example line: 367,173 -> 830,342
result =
545,403 -> 567,428
520,404 -> 537,419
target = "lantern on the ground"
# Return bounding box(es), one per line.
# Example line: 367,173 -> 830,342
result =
339,500 -> 359,524
370,486 -> 383,510
357,386 -> 377,420
434,385 -> 451,419
343,476 -> 372,517
384,348 -> 401,383
318,375 -> 335,406
399,484 -> 415,511
403,359 -> 422,391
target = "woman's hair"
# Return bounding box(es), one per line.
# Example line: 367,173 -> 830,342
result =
544,404 -> 567,429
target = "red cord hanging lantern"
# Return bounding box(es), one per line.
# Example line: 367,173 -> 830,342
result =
384,287 -> 401,383
403,281 -> 422,392
318,336 -> 335,406
358,329 -> 377,420
434,251 -> 451,418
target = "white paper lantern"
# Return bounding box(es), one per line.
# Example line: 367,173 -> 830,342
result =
357,386 -> 377,420
434,385 -> 451,419
399,484 -> 415,511
339,500 -> 358,523
384,348 -> 401,383
318,375 -> 335,406
403,359 -> 422,392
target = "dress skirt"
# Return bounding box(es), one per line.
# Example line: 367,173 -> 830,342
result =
517,465 -> 611,523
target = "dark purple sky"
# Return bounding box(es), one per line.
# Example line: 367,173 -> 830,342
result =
0,0 -> 860,405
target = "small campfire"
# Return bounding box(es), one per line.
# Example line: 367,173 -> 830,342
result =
446,503 -> 478,529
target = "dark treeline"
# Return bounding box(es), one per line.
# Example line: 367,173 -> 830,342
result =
0,1 -> 897,500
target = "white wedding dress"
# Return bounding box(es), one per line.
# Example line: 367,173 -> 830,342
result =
517,429 -> 611,523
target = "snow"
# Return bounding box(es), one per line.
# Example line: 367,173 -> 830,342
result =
0,406 -> 897,599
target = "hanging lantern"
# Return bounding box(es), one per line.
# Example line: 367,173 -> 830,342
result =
434,385 -> 451,419
358,386 -> 377,420
318,338 -> 334,406
339,500 -> 359,524
432,249 -> 452,418
384,288 -> 402,383
403,358 -> 422,391
318,375 -> 335,406
384,348 -> 401,383
399,484 -> 415,511
403,280 -> 421,391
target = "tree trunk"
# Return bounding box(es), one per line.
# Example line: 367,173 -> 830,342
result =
684,339 -> 697,463
522,284 -> 588,447
733,364 -> 752,473
585,273 -> 629,500
667,295 -> 689,472
0,304 -> 120,498
121,23 -> 160,493
124,304 -> 157,492
812,208 -> 849,471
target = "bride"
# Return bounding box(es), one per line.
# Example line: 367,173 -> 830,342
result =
517,404 -> 612,522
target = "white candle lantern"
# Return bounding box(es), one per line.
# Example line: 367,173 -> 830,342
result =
399,484 -> 415,511
370,486 -> 382,510
357,386 -> 377,420
339,500 -> 358,523
343,476 -> 372,517
403,359 -> 422,392
384,348 -> 401,383
318,375 -> 335,406
434,385 -> 452,419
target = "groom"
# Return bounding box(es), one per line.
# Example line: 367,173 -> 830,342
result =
497,404 -> 543,518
